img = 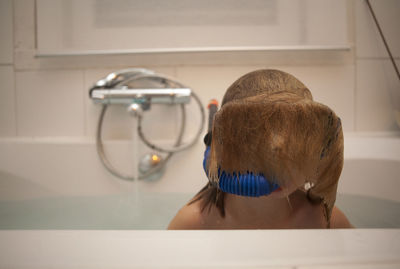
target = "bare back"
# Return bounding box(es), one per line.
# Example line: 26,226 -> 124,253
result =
168,191 -> 352,229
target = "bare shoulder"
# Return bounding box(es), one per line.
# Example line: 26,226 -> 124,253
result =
167,199 -> 206,230
331,206 -> 353,228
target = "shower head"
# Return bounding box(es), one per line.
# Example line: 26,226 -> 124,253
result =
138,153 -> 165,181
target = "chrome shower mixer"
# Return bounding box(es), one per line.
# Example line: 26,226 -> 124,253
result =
89,68 -> 205,181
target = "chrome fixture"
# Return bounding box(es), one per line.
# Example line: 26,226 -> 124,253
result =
90,68 -> 191,107
138,153 -> 165,181
91,88 -> 191,105
90,68 -> 205,181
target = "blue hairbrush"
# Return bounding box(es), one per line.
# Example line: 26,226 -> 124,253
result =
203,147 -> 280,197
203,99 -> 280,197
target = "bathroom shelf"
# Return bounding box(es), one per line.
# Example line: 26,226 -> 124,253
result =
35,45 -> 351,57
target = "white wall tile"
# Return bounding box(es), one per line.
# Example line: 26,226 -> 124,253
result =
84,67 -> 178,140
176,65 -> 266,138
356,0 -> 400,58
356,59 -> 400,131
0,66 -> 16,136
16,70 -> 85,136
279,65 -> 355,132
176,65 -> 267,104
0,0 -> 13,64
13,0 -> 35,51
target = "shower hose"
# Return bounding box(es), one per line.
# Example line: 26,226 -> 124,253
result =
96,91 -> 205,181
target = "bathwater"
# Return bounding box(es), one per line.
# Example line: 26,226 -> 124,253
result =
0,193 -> 398,229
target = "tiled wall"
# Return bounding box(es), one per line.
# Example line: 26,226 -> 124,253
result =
0,0 -> 15,137
1,0 -> 399,139
355,0 -> 400,131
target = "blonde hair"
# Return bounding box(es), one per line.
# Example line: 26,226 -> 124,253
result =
196,69 -> 343,226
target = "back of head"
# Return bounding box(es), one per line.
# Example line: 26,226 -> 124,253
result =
221,69 -> 313,104
204,69 -> 344,225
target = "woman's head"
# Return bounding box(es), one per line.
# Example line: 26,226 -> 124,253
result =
201,69 -> 344,224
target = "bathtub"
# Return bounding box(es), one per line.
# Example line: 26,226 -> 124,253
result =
0,134 -> 399,268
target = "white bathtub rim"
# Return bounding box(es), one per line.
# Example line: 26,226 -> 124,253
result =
0,229 -> 398,269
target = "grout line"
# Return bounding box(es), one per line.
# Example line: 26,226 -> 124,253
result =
353,1 -> 359,133
173,66 -> 179,138
82,69 -> 87,138
9,0 -> 14,65
11,0 -> 18,137
34,0 -> 38,50
13,67 -> 18,137
354,61 -> 358,132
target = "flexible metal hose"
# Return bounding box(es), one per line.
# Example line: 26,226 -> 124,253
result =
94,69 -> 205,181
96,103 -> 187,181
137,90 -> 205,153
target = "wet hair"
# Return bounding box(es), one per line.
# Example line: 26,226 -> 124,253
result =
190,69 -> 344,226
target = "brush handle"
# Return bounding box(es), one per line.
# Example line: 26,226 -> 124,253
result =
207,99 -> 218,132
